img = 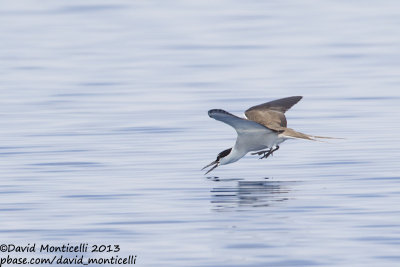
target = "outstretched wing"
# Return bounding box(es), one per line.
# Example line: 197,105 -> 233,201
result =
246,96 -> 302,114
208,109 -> 273,134
244,96 -> 302,131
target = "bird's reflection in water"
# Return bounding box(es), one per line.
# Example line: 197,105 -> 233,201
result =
208,177 -> 291,211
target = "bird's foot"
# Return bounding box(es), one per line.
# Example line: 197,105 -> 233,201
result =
259,146 -> 280,159
259,150 -> 273,159
251,150 -> 269,156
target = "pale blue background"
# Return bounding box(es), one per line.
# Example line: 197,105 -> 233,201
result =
1,1 -> 400,266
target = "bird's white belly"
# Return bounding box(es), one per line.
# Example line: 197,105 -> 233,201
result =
236,131 -> 279,152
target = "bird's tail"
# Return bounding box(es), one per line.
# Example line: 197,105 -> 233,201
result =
281,128 -> 341,142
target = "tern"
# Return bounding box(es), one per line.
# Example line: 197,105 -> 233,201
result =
202,96 -> 332,174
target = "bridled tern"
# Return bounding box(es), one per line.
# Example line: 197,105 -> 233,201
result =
202,96 -> 331,174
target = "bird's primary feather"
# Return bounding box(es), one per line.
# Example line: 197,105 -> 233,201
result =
245,96 -> 302,114
244,96 -> 302,131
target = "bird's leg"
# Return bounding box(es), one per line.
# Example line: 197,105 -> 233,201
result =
267,145 -> 280,157
251,150 -> 269,156
259,148 -> 272,159
259,146 -> 280,159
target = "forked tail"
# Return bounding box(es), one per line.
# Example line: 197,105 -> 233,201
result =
281,128 -> 341,141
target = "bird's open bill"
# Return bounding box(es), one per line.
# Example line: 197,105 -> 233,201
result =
201,160 -> 219,175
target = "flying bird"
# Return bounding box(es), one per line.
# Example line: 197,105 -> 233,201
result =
202,96 -> 331,174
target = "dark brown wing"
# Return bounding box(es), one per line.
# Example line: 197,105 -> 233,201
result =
244,96 -> 303,132
246,96 -> 302,113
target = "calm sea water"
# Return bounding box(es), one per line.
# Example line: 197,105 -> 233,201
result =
1,1 -> 400,266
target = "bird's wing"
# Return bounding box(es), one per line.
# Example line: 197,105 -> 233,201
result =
208,109 -> 273,134
244,96 -> 302,131
245,96 -> 303,114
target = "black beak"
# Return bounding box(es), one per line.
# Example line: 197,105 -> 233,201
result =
201,160 -> 220,175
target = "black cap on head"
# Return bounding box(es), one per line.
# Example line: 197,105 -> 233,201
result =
217,148 -> 232,160
202,148 -> 232,175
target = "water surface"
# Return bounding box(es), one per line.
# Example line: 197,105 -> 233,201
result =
1,1 -> 400,266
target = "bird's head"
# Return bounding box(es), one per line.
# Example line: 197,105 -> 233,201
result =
201,148 -> 232,175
